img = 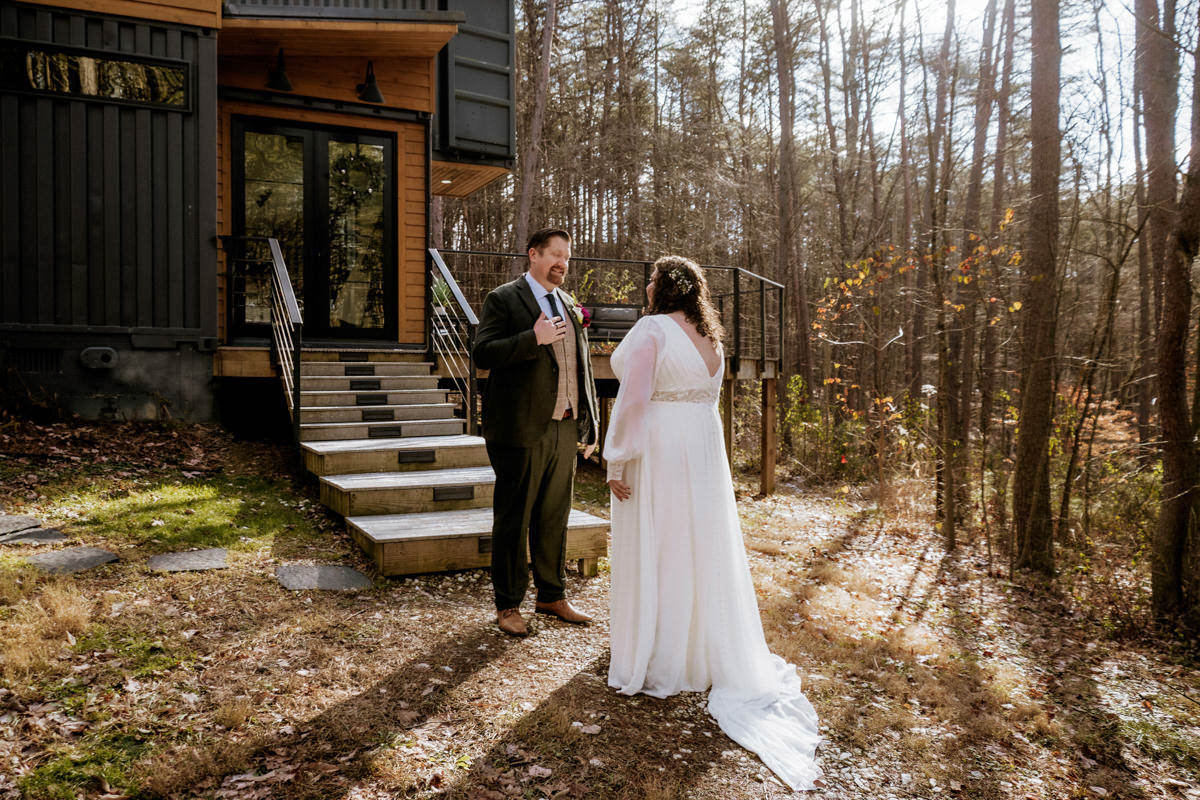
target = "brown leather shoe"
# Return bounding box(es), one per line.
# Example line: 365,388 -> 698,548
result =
497,608 -> 529,637
535,599 -> 592,625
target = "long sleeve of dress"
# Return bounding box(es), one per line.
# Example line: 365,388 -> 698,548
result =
604,317 -> 663,481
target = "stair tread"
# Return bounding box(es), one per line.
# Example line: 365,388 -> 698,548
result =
303,360 -> 435,366
348,507 -> 609,543
301,347 -> 425,353
300,388 -> 446,396
300,418 -> 462,430
322,466 -> 495,491
301,375 -> 435,381
302,434 -> 485,455
300,403 -> 454,413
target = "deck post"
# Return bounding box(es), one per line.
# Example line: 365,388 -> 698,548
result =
722,378 -> 735,467
760,377 -> 777,495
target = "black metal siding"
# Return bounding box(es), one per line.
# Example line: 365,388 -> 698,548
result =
434,0 -> 514,164
0,3 -> 217,340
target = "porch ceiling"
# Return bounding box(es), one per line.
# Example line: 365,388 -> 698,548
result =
432,161 -> 511,198
219,19 -> 459,59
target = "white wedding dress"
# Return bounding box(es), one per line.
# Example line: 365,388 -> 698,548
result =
604,314 -> 822,791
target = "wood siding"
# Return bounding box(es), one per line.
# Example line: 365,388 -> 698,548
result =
218,54 -> 436,112
217,102 -> 427,344
219,19 -> 456,59
225,0 -> 435,15
0,3 -> 218,337
13,0 -> 222,29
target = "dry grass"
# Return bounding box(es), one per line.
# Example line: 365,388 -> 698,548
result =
0,579 -> 91,681
0,566 -> 30,606
213,696 -> 254,730
614,771 -> 690,800
133,737 -> 259,797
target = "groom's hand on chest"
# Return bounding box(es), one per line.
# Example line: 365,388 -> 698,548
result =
533,311 -> 568,346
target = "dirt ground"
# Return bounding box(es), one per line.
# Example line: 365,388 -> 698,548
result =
1,418 -> 1198,799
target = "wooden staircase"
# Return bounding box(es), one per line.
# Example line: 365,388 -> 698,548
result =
298,348 -> 609,577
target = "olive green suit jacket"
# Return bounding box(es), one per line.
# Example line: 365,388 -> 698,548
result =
472,276 -> 599,448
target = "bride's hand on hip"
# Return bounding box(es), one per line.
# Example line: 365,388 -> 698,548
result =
608,478 -> 631,501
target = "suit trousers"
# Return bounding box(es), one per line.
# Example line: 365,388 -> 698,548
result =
486,417 -> 577,610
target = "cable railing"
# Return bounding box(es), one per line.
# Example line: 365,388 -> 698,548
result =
431,249 -> 785,377
428,248 -> 479,435
222,235 -> 304,439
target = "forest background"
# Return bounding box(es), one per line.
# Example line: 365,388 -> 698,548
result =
432,0 -> 1200,637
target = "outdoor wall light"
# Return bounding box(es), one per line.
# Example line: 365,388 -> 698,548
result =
356,61 -> 385,104
267,48 -> 292,92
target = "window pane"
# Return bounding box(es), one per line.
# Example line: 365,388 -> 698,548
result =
0,41 -> 189,111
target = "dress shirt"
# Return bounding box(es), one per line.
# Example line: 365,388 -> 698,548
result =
524,272 -> 568,322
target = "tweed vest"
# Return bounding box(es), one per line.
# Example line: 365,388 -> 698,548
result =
550,310 -> 580,420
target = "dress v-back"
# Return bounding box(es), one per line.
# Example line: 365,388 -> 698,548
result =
604,314 -> 822,791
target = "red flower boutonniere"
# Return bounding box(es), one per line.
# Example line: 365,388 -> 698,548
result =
565,293 -> 591,328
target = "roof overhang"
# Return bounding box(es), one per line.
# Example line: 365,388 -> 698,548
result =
219,18 -> 461,59
432,161 -> 511,198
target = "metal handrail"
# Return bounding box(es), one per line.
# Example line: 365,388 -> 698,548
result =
435,248 -> 785,376
428,248 -> 479,435
266,238 -> 303,326
440,249 -> 785,289
221,235 -> 304,440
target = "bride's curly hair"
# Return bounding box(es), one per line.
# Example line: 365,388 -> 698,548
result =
646,255 -> 725,342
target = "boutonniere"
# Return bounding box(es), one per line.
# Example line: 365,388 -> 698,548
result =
564,293 -> 591,328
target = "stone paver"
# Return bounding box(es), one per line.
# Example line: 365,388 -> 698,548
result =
276,564 -> 371,591
1,528 -> 68,545
147,548 -> 228,572
0,514 -> 41,538
28,546 -> 118,574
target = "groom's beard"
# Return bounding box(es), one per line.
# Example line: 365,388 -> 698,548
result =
547,266 -> 566,285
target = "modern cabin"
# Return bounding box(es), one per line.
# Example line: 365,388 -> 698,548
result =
1,0 -> 513,419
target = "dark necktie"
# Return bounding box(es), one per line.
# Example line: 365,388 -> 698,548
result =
546,291 -> 562,321
545,291 -> 572,416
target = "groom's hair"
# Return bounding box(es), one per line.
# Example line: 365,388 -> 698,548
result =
526,227 -> 571,253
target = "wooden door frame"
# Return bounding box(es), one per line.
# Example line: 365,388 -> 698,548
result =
230,114 -> 400,341
217,100 -> 429,346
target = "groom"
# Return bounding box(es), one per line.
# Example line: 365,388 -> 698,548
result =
472,227 -> 600,637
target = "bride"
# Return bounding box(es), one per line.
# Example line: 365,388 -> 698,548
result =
603,256 -> 822,791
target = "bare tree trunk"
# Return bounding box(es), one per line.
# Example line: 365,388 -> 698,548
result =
1012,0 -> 1060,574
1134,47 -> 1155,445
816,0 -> 851,262
979,0 -> 1015,537
1140,0 -> 1178,326
1153,0 -> 1200,627
771,0 -> 813,394
513,0 -> 558,265
928,0 -> 957,546
899,0 -> 920,400
430,195 -> 445,249
957,0 -> 998,450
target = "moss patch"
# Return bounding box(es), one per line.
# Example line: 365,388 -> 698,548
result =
18,730 -> 149,800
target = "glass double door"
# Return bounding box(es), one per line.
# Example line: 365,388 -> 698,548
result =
234,118 -> 397,339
